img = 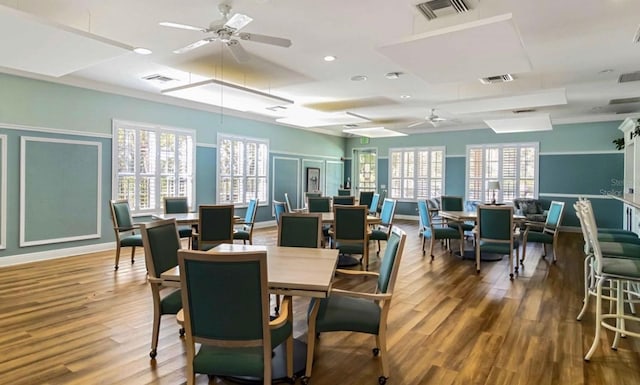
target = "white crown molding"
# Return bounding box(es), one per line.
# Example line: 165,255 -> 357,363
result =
0,121 -> 112,138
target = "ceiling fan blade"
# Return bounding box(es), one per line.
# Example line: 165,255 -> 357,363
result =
159,21 -> 208,32
408,121 -> 427,128
224,13 -> 253,31
173,38 -> 213,54
226,40 -> 250,62
238,32 -> 292,47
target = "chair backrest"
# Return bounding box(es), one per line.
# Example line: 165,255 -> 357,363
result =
164,196 -> 189,214
338,189 -> 351,196
576,200 -> 604,275
417,200 -> 432,230
308,197 -> 331,212
477,205 -> 513,241
273,200 -> 287,225
333,196 -> 355,205
440,196 -> 464,211
178,249 -> 272,375
359,191 -> 375,208
379,198 -> 397,227
110,200 -> 135,232
284,192 -> 294,212
140,218 -> 181,279
369,193 -> 381,216
278,213 -> 322,248
376,227 -> 407,294
574,201 -> 591,255
333,205 -> 368,242
305,192 -> 322,199
544,201 -> 565,232
243,199 -> 258,229
198,204 -> 235,249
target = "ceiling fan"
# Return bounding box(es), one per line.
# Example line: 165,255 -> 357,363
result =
408,108 -> 448,128
159,3 -> 292,62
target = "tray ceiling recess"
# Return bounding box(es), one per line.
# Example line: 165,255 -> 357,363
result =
377,13 -> 531,84
0,5 -> 134,77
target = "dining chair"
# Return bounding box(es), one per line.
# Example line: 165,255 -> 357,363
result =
368,193 -> 380,216
283,192 -> 296,212
370,198 -> 397,255
196,204 -> 235,251
475,205 -> 519,280
278,213 -> 323,248
303,227 -> 407,385
139,218 -> 184,359
178,249 -> 293,384
440,195 -> 475,235
337,188 -> 351,196
332,195 -> 355,205
521,201 -> 565,263
109,199 -> 143,270
234,198 -> 258,244
333,204 -> 369,269
163,196 -> 193,248
308,197 -> 332,246
358,190 -> 375,209
418,200 -> 463,260
273,200 -> 287,226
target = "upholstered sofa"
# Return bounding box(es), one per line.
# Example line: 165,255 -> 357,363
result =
513,198 -> 550,223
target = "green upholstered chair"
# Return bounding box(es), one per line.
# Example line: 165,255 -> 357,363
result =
358,191 -> 375,210
332,195 -> 355,205
575,200 -> 640,361
418,200 -> 463,260
305,192 -> 322,208
333,204 -> 370,269
338,188 -> 351,196
521,201 -> 565,263
304,227 -> 407,385
370,198 -> 397,255
109,199 -> 143,270
307,197 -> 330,212
440,195 -> 475,234
139,218 -> 184,359
163,196 -> 193,248
475,205 -> 520,280
178,249 -> 293,384
368,193 -> 381,216
234,199 -> 258,244
278,213 -> 322,248
196,204 -> 235,251
273,200 -> 287,226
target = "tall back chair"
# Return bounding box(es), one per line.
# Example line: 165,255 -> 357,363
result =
140,219 -> 184,359
234,199 -> 258,244
197,205 -> 235,251
370,198 -> 397,255
273,200 -> 287,226
440,195 -> 475,234
307,197 -> 331,213
305,192 -> 322,207
358,191 -> 375,209
369,193 -> 381,216
164,196 -> 193,248
304,227 -> 407,385
278,213 -> 322,248
333,205 -> 369,269
338,188 -> 351,196
418,200 -> 463,260
109,199 -> 143,270
521,201 -> 565,263
332,195 -> 355,205
178,249 -> 293,384
476,205 -> 519,280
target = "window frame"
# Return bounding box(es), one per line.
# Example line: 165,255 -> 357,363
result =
465,142 -> 539,203
111,120 -> 196,215
388,146 -> 446,201
217,133 -> 269,207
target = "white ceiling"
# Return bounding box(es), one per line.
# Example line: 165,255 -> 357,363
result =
2,0 -> 640,137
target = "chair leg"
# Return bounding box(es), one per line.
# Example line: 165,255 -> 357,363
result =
475,243 -> 481,274
114,244 -> 122,270
585,277 -> 605,360
577,255 -> 592,321
130,246 -> 136,264
542,243 -> 547,257
304,300 -> 321,381
421,236 -> 426,256
521,235 -> 527,264
552,241 -> 558,263
429,238 -> 435,262
150,311 -> 161,359
376,332 -> 389,380
377,240 -> 381,256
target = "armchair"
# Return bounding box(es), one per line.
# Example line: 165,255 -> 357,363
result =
163,196 -> 193,248
196,205 -> 235,251
476,205 -> 520,280
109,199 -> 143,270
234,199 -> 258,244
370,198 -> 397,255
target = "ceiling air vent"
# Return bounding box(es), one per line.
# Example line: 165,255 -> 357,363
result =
513,109 -> 536,114
618,71 -> 640,83
142,74 -> 176,83
609,97 -> 640,105
415,0 -> 470,21
479,74 -> 514,84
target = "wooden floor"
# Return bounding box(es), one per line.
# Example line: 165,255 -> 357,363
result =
1,220 -> 639,385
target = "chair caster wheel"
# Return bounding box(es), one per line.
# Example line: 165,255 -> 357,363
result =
301,376 -> 310,385
372,348 -> 380,356
114,265 -> 119,270
149,349 -> 157,359
179,327 -> 185,337
379,376 -> 388,385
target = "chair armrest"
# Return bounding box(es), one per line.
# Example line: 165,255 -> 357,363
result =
270,296 -> 292,329
335,269 -> 379,278
114,225 -> 139,232
330,288 -> 392,301
523,221 -> 545,230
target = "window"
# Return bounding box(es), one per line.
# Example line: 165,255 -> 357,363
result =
466,143 -> 538,203
389,147 -> 445,200
218,134 -> 268,206
112,120 -> 195,213
354,149 -> 377,192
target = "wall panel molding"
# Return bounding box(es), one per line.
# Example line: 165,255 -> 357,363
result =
272,156 -> 300,211
0,135 -> 6,249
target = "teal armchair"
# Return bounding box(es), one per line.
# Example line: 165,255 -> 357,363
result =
370,198 -> 397,255
196,204 -> 235,251
234,199 -> 258,244
163,196 -> 193,248
109,199 -> 143,270
418,200 -> 463,260
476,205 -> 519,279
521,201 -> 565,263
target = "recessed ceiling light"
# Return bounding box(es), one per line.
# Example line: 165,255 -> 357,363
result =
324,55 -> 336,62
599,69 -> 614,74
350,75 -> 368,81
400,95 -> 411,99
133,47 -> 152,55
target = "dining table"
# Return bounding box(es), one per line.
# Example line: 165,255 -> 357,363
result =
152,212 -> 242,225
161,243 -> 339,381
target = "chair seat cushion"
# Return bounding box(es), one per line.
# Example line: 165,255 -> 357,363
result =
525,230 -> 553,244
120,234 -> 143,247
599,242 -> 640,258
424,227 -> 460,240
369,229 -> 388,240
601,257 -> 640,279
597,233 -> 640,245
335,242 -> 364,255
599,228 -> 638,237
233,230 -> 250,240
160,289 -> 182,315
479,240 -> 519,254
178,225 -> 192,238
311,295 -> 380,334
448,223 -> 474,232
193,321 -> 292,377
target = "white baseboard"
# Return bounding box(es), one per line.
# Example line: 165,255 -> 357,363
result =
0,242 -> 115,267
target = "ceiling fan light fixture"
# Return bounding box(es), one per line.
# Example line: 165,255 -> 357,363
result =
324,55 -> 336,62
133,47 -> 152,55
